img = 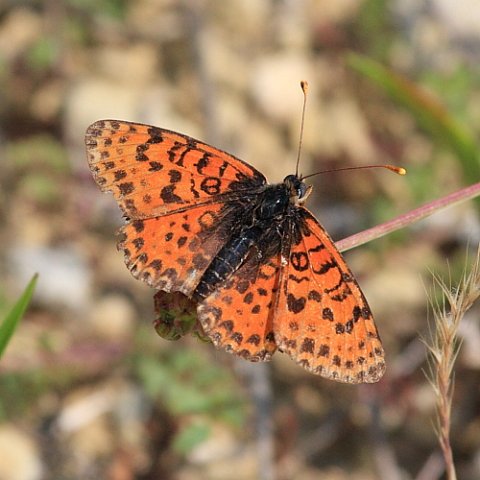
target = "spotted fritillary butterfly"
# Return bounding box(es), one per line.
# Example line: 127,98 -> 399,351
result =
86,120 -> 385,383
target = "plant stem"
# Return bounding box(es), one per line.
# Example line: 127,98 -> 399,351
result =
336,182 -> 480,252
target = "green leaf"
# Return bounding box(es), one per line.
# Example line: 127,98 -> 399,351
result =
347,54 -> 480,182
0,274 -> 38,359
27,37 -> 58,72
173,422 -> 210,454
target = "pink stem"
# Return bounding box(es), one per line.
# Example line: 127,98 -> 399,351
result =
336,182 -> 480,252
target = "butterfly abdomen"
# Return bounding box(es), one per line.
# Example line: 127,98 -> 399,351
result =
193,225 -> 264,300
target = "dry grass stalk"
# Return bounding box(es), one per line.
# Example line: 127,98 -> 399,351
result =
424,246 -> 480,480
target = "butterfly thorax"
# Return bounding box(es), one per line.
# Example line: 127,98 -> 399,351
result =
254,183 -> 290,220
254,175 -> 311,220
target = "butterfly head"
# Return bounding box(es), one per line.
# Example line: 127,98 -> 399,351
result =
284,174 -> 313,206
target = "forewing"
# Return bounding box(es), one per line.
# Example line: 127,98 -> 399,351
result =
119,203 -> 227,296
86,120 -> 266,218
274,209 -> 385,383
196,253 -> 282,362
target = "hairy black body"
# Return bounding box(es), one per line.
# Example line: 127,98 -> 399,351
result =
193,177 -> 306,301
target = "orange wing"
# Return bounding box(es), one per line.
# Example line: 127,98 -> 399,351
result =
86,120 -> 267,295
196,251 -> 282,361
86,120 -> 266,219
119,203 -> 228,296
273,210 -> 385,383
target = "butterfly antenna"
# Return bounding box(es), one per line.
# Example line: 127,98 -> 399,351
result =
295,80 -> 309,177
301,164 -> 407,181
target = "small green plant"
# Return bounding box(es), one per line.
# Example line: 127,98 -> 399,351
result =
135,347 -> 246,454
0,274 -> 38,359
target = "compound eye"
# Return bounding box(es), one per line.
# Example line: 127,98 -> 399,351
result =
297,183 -> 308,200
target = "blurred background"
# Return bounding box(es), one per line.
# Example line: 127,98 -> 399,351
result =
1,1 -> 480,479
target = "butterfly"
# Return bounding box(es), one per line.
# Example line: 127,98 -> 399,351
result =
85,119 -> 385,383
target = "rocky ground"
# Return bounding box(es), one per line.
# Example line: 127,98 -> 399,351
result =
1,1 -> 480,479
